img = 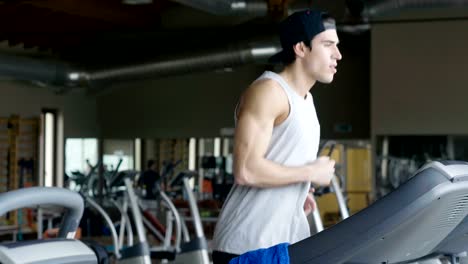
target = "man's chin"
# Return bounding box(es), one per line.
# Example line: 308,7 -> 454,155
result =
318,76 -> 334,84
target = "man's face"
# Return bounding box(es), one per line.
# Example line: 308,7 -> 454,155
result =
303,29 -> 342,83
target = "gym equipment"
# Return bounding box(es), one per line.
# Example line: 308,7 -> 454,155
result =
138,160 -> 185,256
69,159 -> 123,197
167,171 -> 210,264
233,161 -> 468,263
16,158 -> 35,241
410,165 -> 468,264
141,191 -> 185,261
67,159 -> 100,194
0,187 -> 97,264
137,170 -> 210,263
288,160 -> 468,263
425,216 -> 468,264
310,140 -> 349,233
83,170 -> 151,263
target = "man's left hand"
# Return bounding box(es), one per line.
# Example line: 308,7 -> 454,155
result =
304,188 -> 316,216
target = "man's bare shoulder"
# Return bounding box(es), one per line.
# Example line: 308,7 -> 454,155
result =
242,78 -> 285,102
237,78 -> 288,118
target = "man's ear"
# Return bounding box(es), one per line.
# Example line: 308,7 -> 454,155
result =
292,42 -> 307,58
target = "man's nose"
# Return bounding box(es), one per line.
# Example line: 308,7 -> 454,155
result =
334,47 -> 342,61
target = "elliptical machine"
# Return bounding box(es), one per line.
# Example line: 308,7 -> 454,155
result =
167,171 -> 210,264
138,170 -> 210,264
83,170 -> 151,264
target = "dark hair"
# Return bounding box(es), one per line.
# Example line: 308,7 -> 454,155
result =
147,159 -> 155,168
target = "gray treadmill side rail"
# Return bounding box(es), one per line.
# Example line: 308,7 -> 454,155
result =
289,161 -> 468,264
0,239 -> 97,264
0,187 -> 84,238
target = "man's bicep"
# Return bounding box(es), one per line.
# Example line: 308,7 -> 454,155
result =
234,109 -> 274,161
233,81 -> 283,169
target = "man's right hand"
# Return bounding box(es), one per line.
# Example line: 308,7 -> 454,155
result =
308,156 -> 335,186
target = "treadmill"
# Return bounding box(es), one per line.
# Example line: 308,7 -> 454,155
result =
0,187 -> 97,264
288,160 -> 468,264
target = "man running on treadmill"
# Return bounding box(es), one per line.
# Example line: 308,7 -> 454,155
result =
212,9 -> 341,264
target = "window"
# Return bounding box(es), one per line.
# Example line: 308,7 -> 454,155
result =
65,138 -> 98,175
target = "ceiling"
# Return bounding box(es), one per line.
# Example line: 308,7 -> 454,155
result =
0,0 -> 356,67
2,0 -> 467,91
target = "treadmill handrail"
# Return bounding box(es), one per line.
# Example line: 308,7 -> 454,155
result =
0,187 -> 84,239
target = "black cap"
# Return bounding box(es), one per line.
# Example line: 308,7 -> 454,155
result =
269,9 -> 332,64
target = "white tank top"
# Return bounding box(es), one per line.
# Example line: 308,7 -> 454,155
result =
212,71 -> 321,254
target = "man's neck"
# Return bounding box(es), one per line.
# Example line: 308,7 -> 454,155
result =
278,64 -> 316,99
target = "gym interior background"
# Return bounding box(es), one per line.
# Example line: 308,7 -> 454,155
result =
1,0 -> 468,260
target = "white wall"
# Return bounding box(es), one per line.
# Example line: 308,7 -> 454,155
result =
97,32 -> 371,140
371,19 -> 468,135
103,139 -> 133,155
97,65 -> 265,138
0,81 -> 99,137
